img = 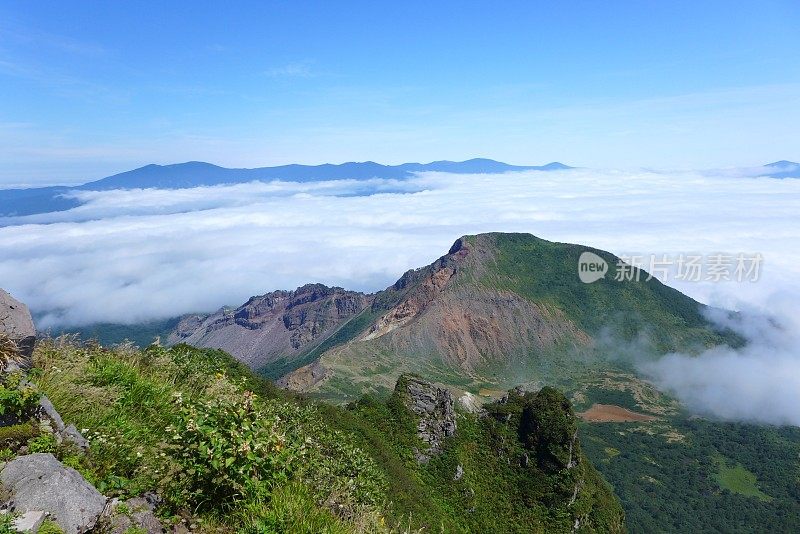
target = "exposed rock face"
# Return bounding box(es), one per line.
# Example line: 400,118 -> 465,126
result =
12,510 -> 46,532
0,453 -> 107,533
0,289 -> 36,359
167,284 -> 369,369
284,235 -> 589,395
396,374 -> 457,462
37,396 -> 66,432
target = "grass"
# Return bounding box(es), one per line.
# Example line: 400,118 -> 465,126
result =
49,317 -> 182,348
713,455 -> 772,501
31,338 -> 387,532
27,337 -> 627,533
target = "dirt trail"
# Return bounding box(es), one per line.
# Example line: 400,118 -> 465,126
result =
578,403 -> 659,422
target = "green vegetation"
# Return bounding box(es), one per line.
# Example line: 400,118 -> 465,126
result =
33,339 -> 386,531
713,455 -> 771,501
26,337 -> 624,532
328,383 -> 625,533
485,233 -> 736,352
37,520 -> 65,534
0,371 -> 40,418
580,411 -> 800,533
50,317 -> 182,348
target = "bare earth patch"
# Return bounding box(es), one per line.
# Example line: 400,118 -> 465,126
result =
578,403 -> 659,423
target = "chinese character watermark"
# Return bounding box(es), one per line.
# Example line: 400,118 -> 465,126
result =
578,251 -> 763,284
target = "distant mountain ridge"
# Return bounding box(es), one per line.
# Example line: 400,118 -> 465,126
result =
0,158 -> 570,218
762,160 -> 800,178
83,158 -> 571,190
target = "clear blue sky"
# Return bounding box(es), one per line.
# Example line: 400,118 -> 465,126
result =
1,1 -> 799,185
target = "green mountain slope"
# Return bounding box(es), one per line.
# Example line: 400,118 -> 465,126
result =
15,338 -> 624,533
280,233 -> 733,400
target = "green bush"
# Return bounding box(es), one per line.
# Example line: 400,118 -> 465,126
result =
27,432 -> 58,453
0,422 -> 37,445
37,520 -> 65,534
0,372 -> 40,418
0,513 -> 14,534
166,391 -> 296,507
166,390 -> 386,517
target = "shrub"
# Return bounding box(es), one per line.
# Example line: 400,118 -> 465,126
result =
0,372 -> 40,418
0,422 -> 37,445
27,432 -> 58,453
166,390 -> 386,515
166,391 -> 296,507
0,513 -> 14,534
37,520 -> 65,534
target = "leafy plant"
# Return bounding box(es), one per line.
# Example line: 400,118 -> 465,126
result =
27,432 -> 58,453
0,513 -> 14,534
37,520 -> 65,534
166,391 -> 296,507
0,372 -> 40,418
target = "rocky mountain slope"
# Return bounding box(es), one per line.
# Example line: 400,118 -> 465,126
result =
293,233 -> 730,399
168,232 -> 730,400
167,284 -> 370,369
0,288 -> 625,532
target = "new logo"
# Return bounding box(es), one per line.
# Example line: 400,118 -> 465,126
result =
578,251 -> 608,283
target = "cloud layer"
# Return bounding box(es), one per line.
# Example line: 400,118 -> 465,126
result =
1,167 -> 799,424
2,168 -> 799,325
641,293 -> 800,426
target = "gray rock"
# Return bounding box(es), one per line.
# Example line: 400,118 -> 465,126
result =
37,395 -> 66,433
62,424 -> 89,451
103,496 -> 164,534
454,464 -> 464,481
12,510 -> 46,533
0,289 -> 36,361
0,453 -> 107,533
396,375 -> 456,462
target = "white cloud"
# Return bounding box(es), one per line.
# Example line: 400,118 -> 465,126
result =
264,61 -> 316,78
641,293 -> 800,426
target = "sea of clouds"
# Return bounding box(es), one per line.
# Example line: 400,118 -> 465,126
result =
1,167 -> 799,424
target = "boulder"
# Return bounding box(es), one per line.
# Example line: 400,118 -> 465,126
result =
0,453 -> 107,533
12,510 -> 46,533
37,395 -> 66,433
0,289 -> 35,361
62,424 -> 89,451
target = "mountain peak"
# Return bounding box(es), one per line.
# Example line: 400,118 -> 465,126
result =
766,160 -> 799,168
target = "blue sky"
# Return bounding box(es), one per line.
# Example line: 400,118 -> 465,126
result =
1,1 -> 799,185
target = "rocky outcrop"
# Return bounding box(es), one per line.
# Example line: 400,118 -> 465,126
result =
0,289 -> 36,361
395,375 -> 457,462
167,284 -> 369,369
276,359 -> 329,390
100,494 -> 164,534
0,453 -> 107,533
